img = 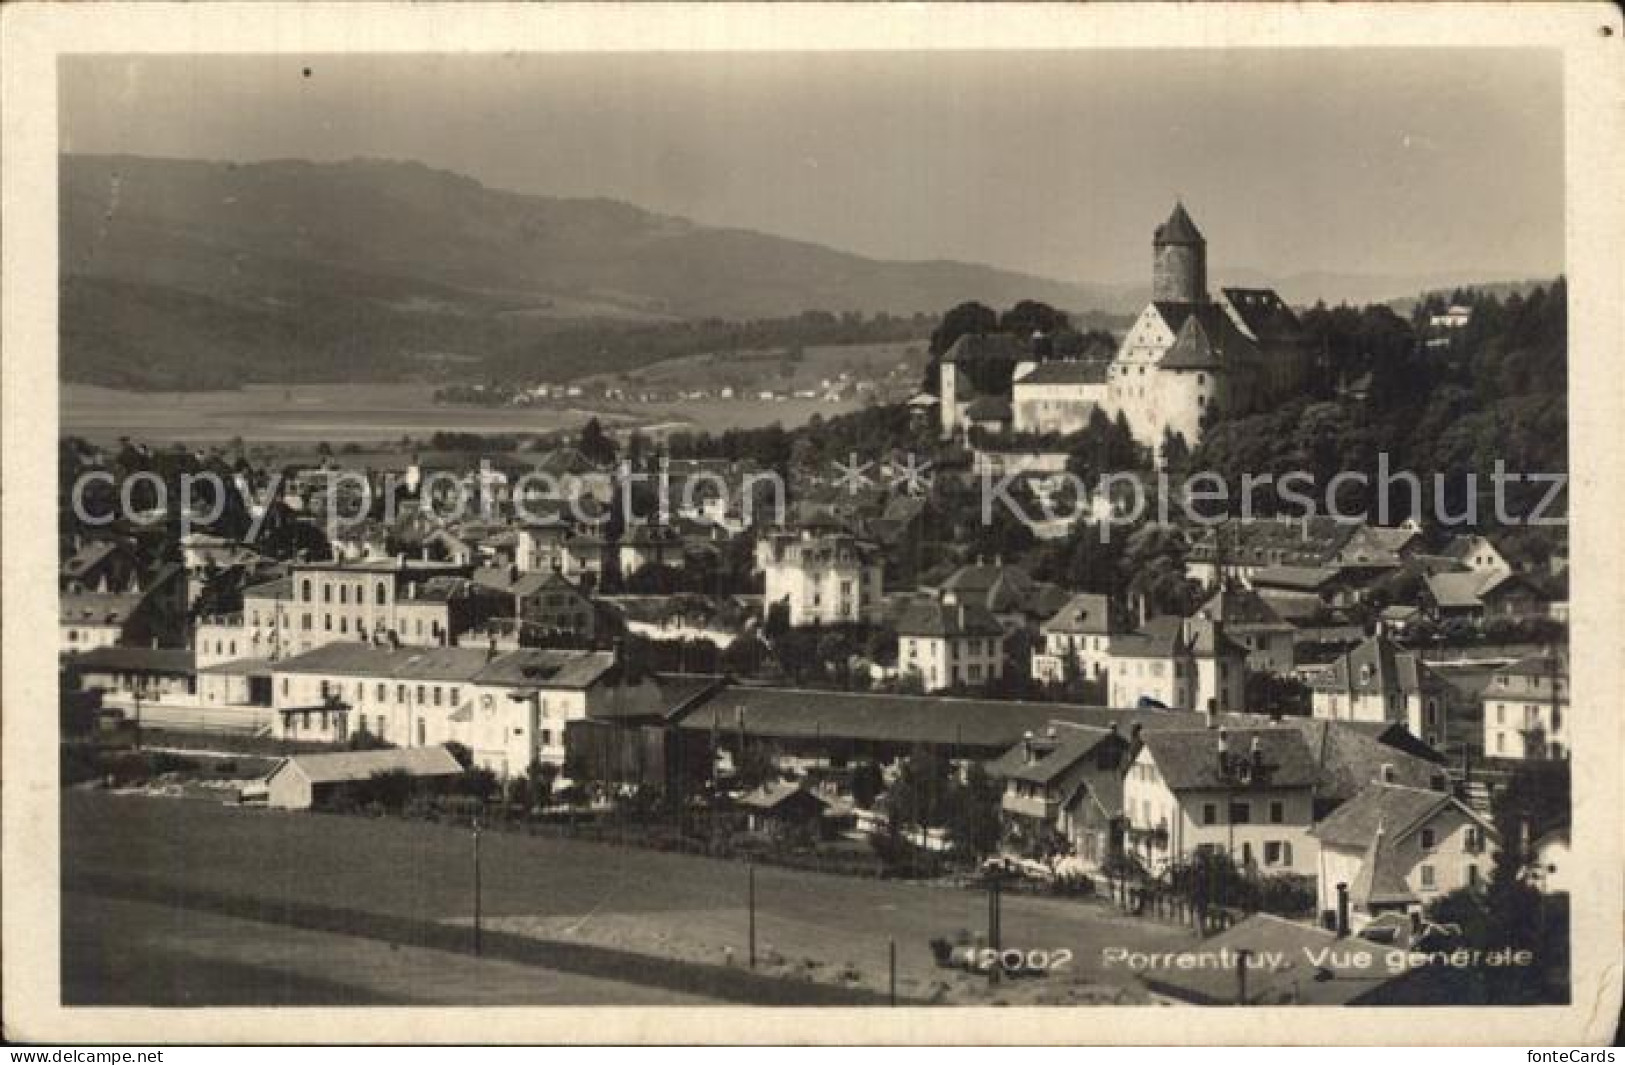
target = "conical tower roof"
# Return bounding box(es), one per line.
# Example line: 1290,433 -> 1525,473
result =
1155,201 -> 1205,246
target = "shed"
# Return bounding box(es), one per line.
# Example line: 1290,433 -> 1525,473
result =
261,744 -> 463,810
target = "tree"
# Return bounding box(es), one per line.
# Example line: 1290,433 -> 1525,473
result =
850,760 -> 885,809
998,300 -> 1070,340
888,744 -> 953,830
945,762 -> 1003,859
922,301 -> 999,394
578,417 -> 617,466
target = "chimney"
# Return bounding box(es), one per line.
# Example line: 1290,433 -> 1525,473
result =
1380,762 -> 1396,785
1022,729 -> 1036,765
1335,882 -> 1350,937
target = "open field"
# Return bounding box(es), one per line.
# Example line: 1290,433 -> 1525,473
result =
64,892 -> 723,1006
576,339 -> 930,396
60,382 -> 860,446
64,790 -> 1189,1006
60,383 -> 625,446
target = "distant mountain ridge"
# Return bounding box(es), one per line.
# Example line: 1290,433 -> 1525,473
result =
59,154 -> 1553,390
63,154 -> 1107,321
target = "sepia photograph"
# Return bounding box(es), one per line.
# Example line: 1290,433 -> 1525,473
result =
3,0 -> 1622,1047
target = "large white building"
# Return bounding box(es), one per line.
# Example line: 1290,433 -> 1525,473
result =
938,203 -> 1309,452
1309,635 -> 1455,750
1311,781 -> 1494,932
1121,727 -> 1319,876
197,558 -> 507,668
896,599 -> 1006,692
269,643 -> 618,776
1483,653 -> 1569,761
757,526 -> 884,627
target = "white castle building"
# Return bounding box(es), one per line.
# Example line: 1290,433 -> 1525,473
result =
939,203 -> 1309,452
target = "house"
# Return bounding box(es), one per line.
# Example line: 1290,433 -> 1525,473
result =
1308,635 -> 1455,750
1030,593 -> 1125,687
61,537 -> 141,593
1121,726 -> 1319,876
1310,781 -> 1495,933
1010,359 -> 1109,436
65,646 -> 197,706
931,558 -> 1069,628
896,600 -> 1006,693
937,333 -> 1028,438
1185,517 -> 1358,588
1191,584 -> 1295,674
1530,826 -> 1571,894
271,558 -> 506,656
756,525 -> 884,627
61,562 -> 185,654
259,745 -> 464,810
1430,305 -> 1473,331
1421,567 -> 1548,624
1483,652 -> 1569,761
963,395 -> 1013,436
1331,523 -> 1423,567
1105,616 -> 1247,714
473,567 -> 598,643
736,782 -> 834,839
986,722 -> 1132,866
269,643 -> 618,775
1439,533 -> 1511,577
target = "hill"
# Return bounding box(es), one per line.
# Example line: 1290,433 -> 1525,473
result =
60,154 -> 1114,388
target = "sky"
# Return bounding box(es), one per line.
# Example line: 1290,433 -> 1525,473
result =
59,50 -> 1564,287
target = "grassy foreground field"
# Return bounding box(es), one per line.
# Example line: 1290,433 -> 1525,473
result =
63,791 -> 1189,1006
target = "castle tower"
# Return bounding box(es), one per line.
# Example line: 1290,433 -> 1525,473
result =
1152,201 -> 1207,304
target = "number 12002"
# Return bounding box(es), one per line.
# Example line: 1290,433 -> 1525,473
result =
972,948 -> 1073,973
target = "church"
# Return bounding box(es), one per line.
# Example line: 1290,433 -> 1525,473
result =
937,203 -> 1309,452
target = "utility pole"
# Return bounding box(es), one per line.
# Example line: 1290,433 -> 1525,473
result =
473,815 -> 483,956
131,689 -> 143,751
888,938 -> 897,1006
747,856 -> 757,969
986,872 -> 1002,985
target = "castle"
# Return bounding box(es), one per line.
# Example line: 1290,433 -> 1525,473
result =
938,203 -> 1309,451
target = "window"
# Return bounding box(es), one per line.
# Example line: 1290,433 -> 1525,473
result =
1228,801 -> 1251,825
1269,801 -> 1285,824
417,718 -> 427,745
1467,864 -> 1480,887
433,686 -> 443,706
322,584 -> 331,604
541,729 -> 552,747
1419,864 -> 1436,889
416,685 -> 426,704
1264,841 -> 1283,866
301,579 -> 312,602
339,585 -> 348,605
375,583 -> 387,606
376,683 -> 386,701
281,678 -> 289,696
376,715 -> 386,739
1420,827 -> 1437,851
1201,803 -> 1218,826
